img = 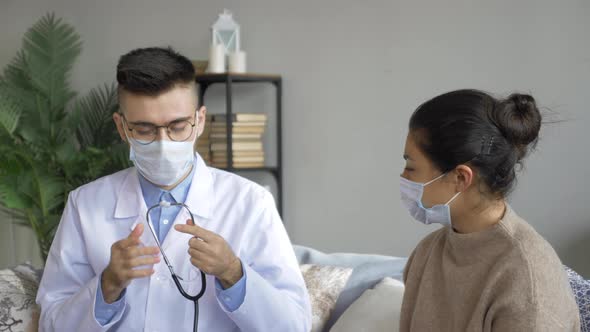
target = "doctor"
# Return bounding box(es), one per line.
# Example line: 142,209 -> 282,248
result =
36,47 -> 312,331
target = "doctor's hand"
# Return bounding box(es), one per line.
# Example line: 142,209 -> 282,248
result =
101,223 -> 160,303
175,220 -> 243,289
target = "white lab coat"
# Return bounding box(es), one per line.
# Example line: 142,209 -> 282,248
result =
36,155 -> 311,332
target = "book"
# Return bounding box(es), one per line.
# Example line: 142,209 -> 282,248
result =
209,132 -> 262,140
196,143 -> 210,150
212,161 -> 265,168
212,156 -> 265,163
210,138 -> 261,144
212,113 -> 268,123
211,121 -> 266,128
210,126 -> 266,134
212,150 -> 264,157
211,141 -> 263,152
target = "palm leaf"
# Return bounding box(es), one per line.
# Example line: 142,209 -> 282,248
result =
109,143 -> 133,170
2,13 -> 81,150
0,152 -> 34,210
2,51 -> 34,94
74,83 -> 120,148
0,178 -> 32,211
22,13 -> 81,116
21,153 -> 64,217
0,84 -> 22,138
0,13 -> 130,262
0,148 -> 64,218
0,203 -> 27,225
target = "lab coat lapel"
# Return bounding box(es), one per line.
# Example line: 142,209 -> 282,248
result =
113,168 -> 157,247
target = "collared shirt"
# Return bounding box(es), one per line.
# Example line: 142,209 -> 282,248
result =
139,163 -> 195,242
94,159 -> 246,325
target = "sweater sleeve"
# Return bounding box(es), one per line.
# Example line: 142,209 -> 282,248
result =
403,248 -> 417,284
491,306 -> 577,332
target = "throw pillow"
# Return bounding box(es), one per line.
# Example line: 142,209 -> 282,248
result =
0,264 -> 41,332
330,277 -> 404,332
300,264 -> 353,332
565,266 -> 590,332
294,245 -> 407,330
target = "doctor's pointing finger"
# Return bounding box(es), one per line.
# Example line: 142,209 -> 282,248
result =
175,220 -> 244,290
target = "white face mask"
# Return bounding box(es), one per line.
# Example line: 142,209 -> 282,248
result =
124,115 -> 198,187
400,173 -> 461,226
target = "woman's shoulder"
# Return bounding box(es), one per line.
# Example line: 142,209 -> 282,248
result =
500,208 -> 563,270
493,208 -> 580,328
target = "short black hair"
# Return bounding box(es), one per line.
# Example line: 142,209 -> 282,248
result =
116,47 -> 195,96
409,89 -> 542,198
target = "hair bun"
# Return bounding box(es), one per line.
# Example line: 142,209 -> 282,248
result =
510,94 -> 536,116
491,93 -> 542,151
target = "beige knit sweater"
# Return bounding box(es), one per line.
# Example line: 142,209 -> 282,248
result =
400,207 -> 580,332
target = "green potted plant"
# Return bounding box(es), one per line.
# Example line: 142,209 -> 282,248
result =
0,13 -> 130,261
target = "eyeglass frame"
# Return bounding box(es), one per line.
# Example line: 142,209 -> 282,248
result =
120,109 -> 199,145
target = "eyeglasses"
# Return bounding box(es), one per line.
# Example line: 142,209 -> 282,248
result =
121,111 -> 197,145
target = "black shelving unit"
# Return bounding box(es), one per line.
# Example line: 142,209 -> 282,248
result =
195,73 -> 283,216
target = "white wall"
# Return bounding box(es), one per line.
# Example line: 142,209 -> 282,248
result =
1,0 -> 589,276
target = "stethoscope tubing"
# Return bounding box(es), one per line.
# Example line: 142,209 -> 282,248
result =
146,201 -> 206,301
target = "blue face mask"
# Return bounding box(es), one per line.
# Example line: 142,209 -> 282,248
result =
400,173 -> 461,226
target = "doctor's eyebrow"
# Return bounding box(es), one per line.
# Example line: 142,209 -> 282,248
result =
128,116 -> 193,126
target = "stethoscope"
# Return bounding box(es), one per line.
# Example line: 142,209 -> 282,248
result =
146,201 -> 206,332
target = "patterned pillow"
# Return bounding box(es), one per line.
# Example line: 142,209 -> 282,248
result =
0,264 -> 41,332
565,266 -> 590,332
300,264 -> 353,332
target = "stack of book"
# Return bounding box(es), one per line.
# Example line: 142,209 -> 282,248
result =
195,114 -> 212,164
209,113 -> 267,168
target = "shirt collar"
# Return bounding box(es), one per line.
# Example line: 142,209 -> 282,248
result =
114,154 -> 213,220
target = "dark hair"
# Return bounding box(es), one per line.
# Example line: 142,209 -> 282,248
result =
409,89 -> 542,197
116,47 -> 195,96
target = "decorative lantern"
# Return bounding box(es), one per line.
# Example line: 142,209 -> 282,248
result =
211,9 -> 240,54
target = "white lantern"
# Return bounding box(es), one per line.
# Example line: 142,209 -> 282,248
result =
211,9 -> 240,54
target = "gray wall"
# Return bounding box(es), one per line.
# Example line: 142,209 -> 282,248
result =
1,0 -> 589,276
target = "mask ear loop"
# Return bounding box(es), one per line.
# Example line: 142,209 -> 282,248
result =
423,172 -> 447,187
423,172 -> 462,206
445,191 -> 462,206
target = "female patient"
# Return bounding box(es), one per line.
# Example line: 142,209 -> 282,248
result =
399,90 -> 580,331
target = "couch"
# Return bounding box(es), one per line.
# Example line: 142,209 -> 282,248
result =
0,247 -> 588,332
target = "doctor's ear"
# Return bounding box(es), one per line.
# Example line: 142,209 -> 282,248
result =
453,165 -> 474,192
196,106 -> 207,136
113,112 -> 128,143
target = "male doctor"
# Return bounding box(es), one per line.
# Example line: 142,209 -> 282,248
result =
36,47 -> 311,331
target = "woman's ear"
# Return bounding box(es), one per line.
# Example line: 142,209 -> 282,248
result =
454,165 -> 474,192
